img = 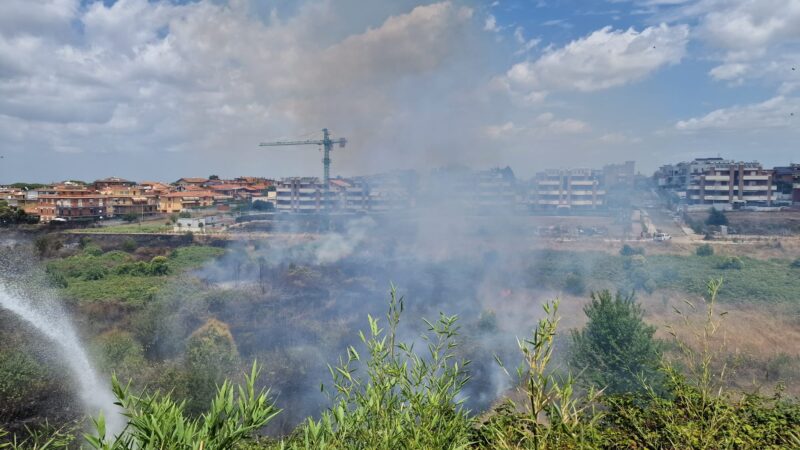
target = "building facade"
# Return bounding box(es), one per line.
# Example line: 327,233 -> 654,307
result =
684,161 -> 776,208
275,178 -> 334,213
528,168 -> 605,211
36,184 -> 108,222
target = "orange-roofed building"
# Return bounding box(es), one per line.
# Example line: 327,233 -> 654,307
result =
158,190 -> 217,213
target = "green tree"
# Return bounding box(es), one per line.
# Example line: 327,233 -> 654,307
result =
148,256 -> 170,275
563,272 -> 586,295
184,318 -> 240,415
570,290 -> 662,395
706,208 -> 729,226
122,213 -> 139,223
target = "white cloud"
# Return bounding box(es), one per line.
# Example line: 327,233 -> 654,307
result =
675,96 -> 800,131
0,0 -> 489,179
484,14 -> 499,32
503,23 -> 689,95
662,0 -> 800,87
485,112 -> 589,139
598,132 -> 642,144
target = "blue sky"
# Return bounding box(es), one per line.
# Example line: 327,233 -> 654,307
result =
0,0 -> 798,182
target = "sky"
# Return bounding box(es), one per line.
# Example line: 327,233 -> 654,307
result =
0,0 -> 798,183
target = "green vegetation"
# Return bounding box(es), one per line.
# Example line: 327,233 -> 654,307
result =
619,244 -> 644,256
528,249 -> 800,304
0,201 -> 37,225
696,243 -> 714,256
570,291 -> 662,395
7,283 -> 800,449
706,208 -> 729,226
43,245 -> 224,304
72,223 -> 173,234
718,256 -> 744,270
85,363 -> 278,450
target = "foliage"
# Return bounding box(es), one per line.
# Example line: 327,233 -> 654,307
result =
619,245 -> 644,256
0,201 -> 37,225
84,362 -> 279,450
696,244 -> 714,256
563,272 -> 586,296
119,213 -> 138,224
527,250 -> 800,303
791,258 -> 800,268
121,238 -> 137,253
281,286 -> 472,450
479,300 -> 604,449
92,330 -> 145,376
0,349 -> 51,419
43,245 -> 223,303
33,235 -> 62,257
569,291 -> 663,396
178,212 -> 192,219
251,200 -> 274,211
717,256 -> 744,270
706,208 -> 729,226
184,318 -> 241,415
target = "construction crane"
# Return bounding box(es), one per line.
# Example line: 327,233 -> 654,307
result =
259,128 -> 347,188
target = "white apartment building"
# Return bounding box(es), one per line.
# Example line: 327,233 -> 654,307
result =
528,168 -> 606,211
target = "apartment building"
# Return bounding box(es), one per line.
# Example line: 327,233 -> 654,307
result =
158,190 -> 217,213
275,177 -> 334,213
356,171 -> 416,212
603,161 -> 636,189
684,161 -> 776,208
474,167 -> 517,210
330,178 -> 370,212
655,157 -> 730,190
36,184 -> 108,222
528,168 -> 606,211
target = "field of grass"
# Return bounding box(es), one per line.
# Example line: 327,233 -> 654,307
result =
45,245 -> 225,304
528,249 -> 800,305
71,222 -> 173,234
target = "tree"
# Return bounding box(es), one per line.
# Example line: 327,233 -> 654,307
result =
706,208 -> 729,226
184,318 -> 240,415
122,212 -> 139,223
570,290 -> 662,395
563,272 -> 586,295
696,243 -> 714,256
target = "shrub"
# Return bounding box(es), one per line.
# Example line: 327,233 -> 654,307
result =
706,208 -> 729,226
620,244 -> 645,256
792,258 -> 800,268
290,287 -> 473,450
34,234 -> 63,257
79,236 -> 93,249
718,256 -> 744,270
178,211 -> 191,219
696,243 -> 714,256
121,238 -> 137,253
564,272 -> 586,295
85,362 -> 278,450
82,264 -> 108,280
83,243 -> 103,257
183,318 -> 240,415
570,291 -> 663,395
149,256 -> 170,276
